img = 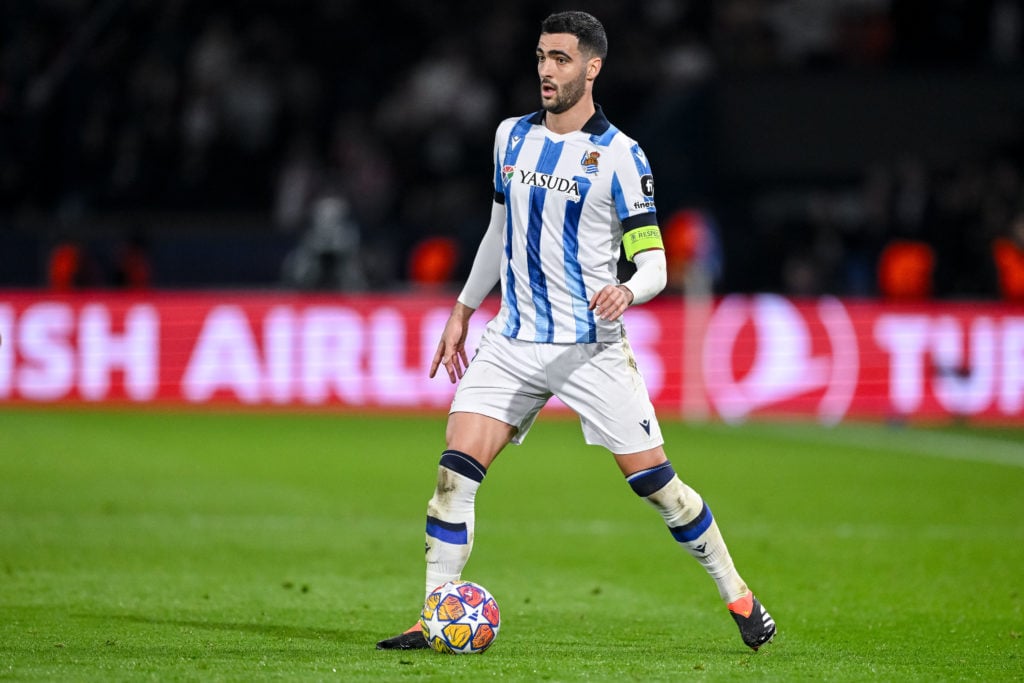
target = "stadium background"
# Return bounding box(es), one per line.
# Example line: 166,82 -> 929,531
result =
1,0 -> 1024,423
2,5 -> 1024,680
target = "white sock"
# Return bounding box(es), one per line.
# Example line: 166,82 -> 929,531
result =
628,463 -> 748,603
424,450 -> 487,598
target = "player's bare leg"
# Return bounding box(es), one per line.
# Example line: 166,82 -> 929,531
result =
376,413 -> 514,650
444,412 -> 516,470
618,447 -> 776,651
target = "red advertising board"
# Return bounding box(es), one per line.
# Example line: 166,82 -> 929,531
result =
0,291 -> 1021,424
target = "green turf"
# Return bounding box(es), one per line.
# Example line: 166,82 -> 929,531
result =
1,408 -> 1022,681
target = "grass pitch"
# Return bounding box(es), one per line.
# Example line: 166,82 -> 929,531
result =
1,408 -> 1022,681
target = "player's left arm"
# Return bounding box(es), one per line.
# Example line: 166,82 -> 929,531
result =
590,141 -> 666,321
589,248 -> 666,321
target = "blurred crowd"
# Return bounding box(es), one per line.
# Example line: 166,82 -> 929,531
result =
746,148 -> 1024,301
2,0 -> 1024,299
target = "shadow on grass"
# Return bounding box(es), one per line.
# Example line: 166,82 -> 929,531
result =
90,613 -> 370,644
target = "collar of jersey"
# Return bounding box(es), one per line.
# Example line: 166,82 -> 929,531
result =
528,103 -> 610,135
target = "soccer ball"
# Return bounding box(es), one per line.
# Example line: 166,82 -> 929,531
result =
419,580 -> 500,654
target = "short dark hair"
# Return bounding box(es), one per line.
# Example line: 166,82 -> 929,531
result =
541,11 -> 607,59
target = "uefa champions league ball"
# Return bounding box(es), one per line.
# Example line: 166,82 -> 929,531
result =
419,580 -> 500,654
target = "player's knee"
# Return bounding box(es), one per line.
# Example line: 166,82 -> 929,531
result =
444,413 -> 514,462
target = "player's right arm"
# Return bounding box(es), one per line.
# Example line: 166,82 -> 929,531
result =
430,201 -> 505,383
431,121 -> 514,383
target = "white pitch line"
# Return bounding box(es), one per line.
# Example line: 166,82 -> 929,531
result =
699,421 -> 1024,470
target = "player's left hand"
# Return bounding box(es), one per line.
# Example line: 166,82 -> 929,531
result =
588,284 -> 633,322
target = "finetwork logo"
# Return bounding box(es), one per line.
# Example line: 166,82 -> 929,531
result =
640,174 -> 654,198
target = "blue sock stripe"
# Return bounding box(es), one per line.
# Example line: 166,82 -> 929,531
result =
626,462 -> 676,497
426,515 -> 468,545
669,503 -> 714,543
439,450 -> 487,483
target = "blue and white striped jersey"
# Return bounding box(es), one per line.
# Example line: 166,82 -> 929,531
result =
490,105 -> 659,344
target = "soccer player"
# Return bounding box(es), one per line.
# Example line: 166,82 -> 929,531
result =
377,10 -> 776,652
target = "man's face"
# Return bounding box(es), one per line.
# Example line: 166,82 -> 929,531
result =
536,33 -> 593,115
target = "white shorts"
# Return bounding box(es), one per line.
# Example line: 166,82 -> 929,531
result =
450,327 -> 664,454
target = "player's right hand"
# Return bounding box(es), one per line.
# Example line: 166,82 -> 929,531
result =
429,304 -> 474,383
430,337 -> 468,383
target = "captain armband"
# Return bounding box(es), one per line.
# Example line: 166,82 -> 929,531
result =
622,225 -> 664,262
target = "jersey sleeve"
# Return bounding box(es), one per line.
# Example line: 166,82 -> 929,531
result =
612,141 -> 663,261
491,119 -> 516,205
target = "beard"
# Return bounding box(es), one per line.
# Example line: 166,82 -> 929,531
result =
542,70 -> 587,114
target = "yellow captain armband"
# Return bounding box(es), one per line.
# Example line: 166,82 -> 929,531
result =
623,226 -> 664,261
